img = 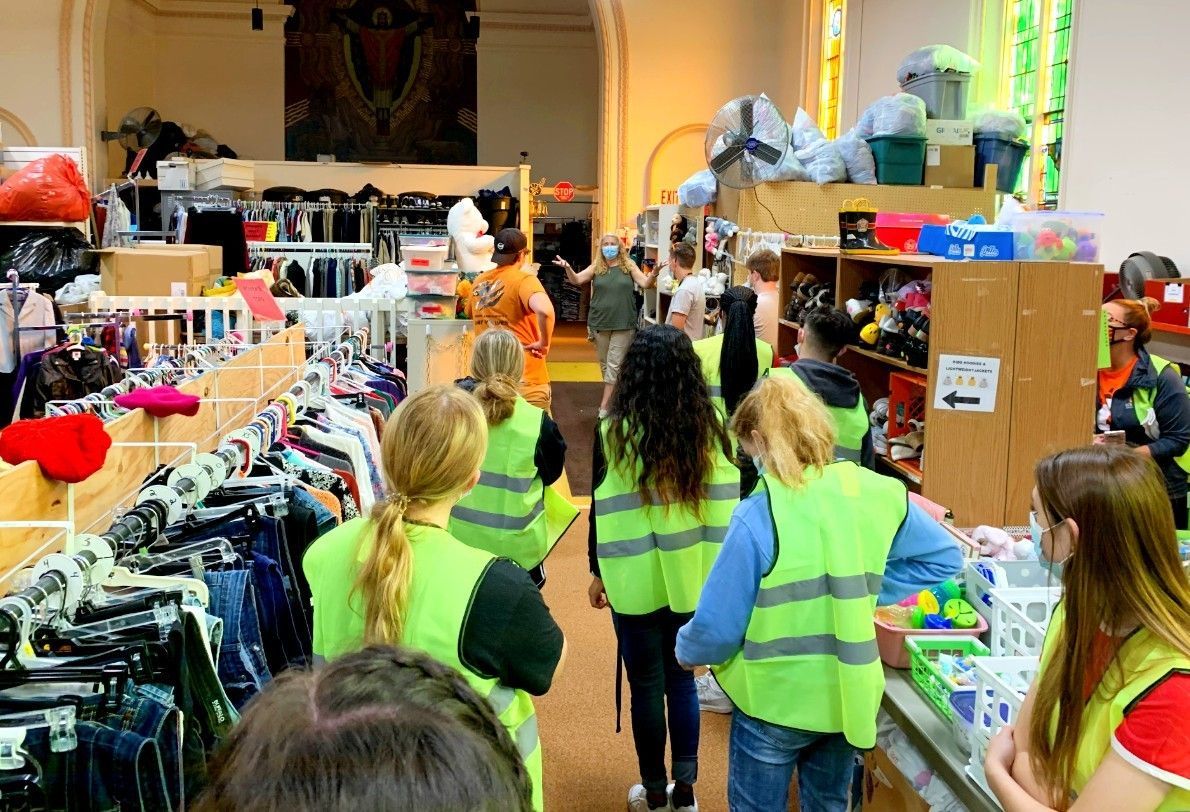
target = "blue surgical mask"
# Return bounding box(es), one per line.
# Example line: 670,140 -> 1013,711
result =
751,455 -> 765,475
1030,510 -> 1069,576
602,245 -> 620,260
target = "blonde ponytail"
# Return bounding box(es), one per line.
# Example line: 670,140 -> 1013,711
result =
730,375 -> 836,488
353,386 -> 487,645
469,328 -> 525,425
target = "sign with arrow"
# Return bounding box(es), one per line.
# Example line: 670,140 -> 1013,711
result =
933,354 -> 1000,413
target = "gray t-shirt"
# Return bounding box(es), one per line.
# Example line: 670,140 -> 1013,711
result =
667,275 -> 706,342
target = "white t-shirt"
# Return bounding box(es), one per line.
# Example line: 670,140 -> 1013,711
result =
754,289 -> 780,349
667,275 -> 706,342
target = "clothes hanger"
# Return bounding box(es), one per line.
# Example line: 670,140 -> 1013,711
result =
102,566 -> 209,608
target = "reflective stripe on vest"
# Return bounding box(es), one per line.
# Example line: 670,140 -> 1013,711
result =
1130,354 -> 1190,474
694,333 -> 774,420
594,423 -> 740,615
713,465 -> 907,749
1042,604 -> 1190,811
449,397 -> 552,569
766,366 -> 870,461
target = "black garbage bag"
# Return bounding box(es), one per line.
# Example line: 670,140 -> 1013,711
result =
0,228 -> 97,296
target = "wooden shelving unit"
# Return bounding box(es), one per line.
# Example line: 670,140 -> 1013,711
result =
638,203 -> 705,330
776,250 -> 1103,525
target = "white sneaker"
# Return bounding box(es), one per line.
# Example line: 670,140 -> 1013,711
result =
627,784 -> 670,811
695,671 -> 732,714
667,783 -> 699,812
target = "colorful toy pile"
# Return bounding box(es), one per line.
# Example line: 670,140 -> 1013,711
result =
875,579 -> 980,631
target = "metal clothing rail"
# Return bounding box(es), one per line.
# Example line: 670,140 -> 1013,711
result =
248,242 -> 371,253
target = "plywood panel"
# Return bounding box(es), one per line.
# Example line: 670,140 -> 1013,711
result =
737,181 -> 997,238
1004,262 -> 1103,525
924,262 -> 1019,525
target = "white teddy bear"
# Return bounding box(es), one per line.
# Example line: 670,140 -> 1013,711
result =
447,198 -> 496,273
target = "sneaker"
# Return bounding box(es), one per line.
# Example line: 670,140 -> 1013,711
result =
667,783 -> 699,812
695,671 -> 732,714
627,784 -> 670,811
598,409 -> 609,420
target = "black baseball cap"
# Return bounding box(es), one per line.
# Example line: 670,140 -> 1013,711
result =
492,228 -> 527,265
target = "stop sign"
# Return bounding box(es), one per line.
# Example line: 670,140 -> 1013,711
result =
553,181 -> 575,203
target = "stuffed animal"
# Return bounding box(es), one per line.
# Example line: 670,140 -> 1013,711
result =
706,270 -> 728,297
657,265 -> 677,294
704,216 -> 740,260
670,214 -> 689,246
447,198 -> 496,273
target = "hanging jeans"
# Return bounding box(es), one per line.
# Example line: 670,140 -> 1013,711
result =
612,608 -> 700,795
203,569 -> 272,709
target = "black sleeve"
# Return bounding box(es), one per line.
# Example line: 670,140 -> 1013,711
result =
460,560 -> 564,697
1148,366 -> 1190,460
589,425 -> 607,577
861,426 -> 876,470
534,413 -> 567,486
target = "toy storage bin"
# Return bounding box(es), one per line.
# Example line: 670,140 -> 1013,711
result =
988,589 -> 1052,657
965,559 -> 1057,622
973,135 -> 1028,193
1006,210 -> 1104,263
405,270 -> 460,296
875,212 -> 951,253
904,635 -> 990,720
876,612 -> 988,669
901,71 -> 972,119
865,136 -> 927,185
966,656 -> 1039,792
408,295 -> 457,319
400,245 -> 449,271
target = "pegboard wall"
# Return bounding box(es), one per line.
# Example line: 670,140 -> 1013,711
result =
736,181 -> 998,236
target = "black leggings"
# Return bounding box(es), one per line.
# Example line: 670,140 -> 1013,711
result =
1172,494 -> 1188,530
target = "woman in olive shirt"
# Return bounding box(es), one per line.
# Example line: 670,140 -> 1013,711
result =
554,234 -> 655,418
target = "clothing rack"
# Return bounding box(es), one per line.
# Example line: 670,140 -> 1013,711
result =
248,241 -> 372,254
4,271 -> 29,369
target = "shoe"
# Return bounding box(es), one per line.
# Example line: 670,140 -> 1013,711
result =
597,409 -> 609,420
627,784 -> 670,811
667,783 -> 699,812
695,671 -> 733,714
839,198 -> 898,255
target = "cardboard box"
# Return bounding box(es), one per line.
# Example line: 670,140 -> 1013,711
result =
863,747 -> 930,812
919,221 -> 1015,261
152,243 -> 223,279
97,247 -> 212,297
924,145 -> 976,189
195,158 -> 254,191
926,119 -> 974,146
157,160 -> 196,191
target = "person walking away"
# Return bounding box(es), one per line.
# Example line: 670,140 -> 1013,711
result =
452,329 -> 579,588
589,325 -> 740,812
1096,297 -> 1190,528
470,228 -> 557,412
553,234 -> 656,418
985,445 -> 1190,811
302,385 -> 565,811
746,249 -> 780,350
693,285 -> 775,423
666,243 -> 706,343
767,306 -> 874,468
676,375 -> 962,811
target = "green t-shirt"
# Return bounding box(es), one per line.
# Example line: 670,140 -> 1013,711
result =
587,265 -> 639,331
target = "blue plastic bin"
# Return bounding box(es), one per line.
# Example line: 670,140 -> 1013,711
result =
974,135 -> 1029,193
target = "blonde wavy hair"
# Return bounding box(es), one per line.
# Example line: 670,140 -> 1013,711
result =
354,385 -> 488,645
730,375 -> 836,488
469,329 -> 524,425
595,233 -> 639,277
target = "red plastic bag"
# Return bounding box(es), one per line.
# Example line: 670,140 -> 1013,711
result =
0,154 -> 92,222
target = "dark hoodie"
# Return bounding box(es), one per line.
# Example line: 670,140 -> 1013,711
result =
791,358 -> 875,470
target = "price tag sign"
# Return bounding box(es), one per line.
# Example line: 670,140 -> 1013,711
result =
243,221 -> 270,242
234,277 -> 286,322
265,221 -> 278,242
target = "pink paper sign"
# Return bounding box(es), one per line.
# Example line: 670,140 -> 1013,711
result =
234,277 -> 286,322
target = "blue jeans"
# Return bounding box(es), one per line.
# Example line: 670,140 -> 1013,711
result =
728,711 -> 855,812
612,608 -> 699,794
204,568 -> 272,709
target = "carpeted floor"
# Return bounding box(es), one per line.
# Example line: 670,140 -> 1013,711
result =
551,382 -> 600,496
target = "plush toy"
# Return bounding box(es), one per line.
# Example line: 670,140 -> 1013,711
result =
657,265 -> 677,294
456,278 -> 474,318
670,214 -> 689,246
447,198 -> 496,273
704,216 -> 740,260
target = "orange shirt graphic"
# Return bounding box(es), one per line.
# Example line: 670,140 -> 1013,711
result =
469,266 -> 550,385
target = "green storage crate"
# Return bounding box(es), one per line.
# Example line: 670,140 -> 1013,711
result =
866,135 -> 927,185
905,635 -> 991,720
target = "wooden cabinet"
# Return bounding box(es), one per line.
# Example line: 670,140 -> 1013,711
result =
778,249 -> 1102,525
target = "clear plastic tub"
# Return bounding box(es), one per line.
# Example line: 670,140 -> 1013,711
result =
1006,211 -> 1105,262
408,295 -> 458,319
901,71 -> 972,119
401,245 -> 449,270
405,270 -> 460,296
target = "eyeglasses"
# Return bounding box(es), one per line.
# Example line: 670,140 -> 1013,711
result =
1107,321 -> 1129,330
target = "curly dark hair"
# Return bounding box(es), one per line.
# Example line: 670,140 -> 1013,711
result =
606,324 -> 733,511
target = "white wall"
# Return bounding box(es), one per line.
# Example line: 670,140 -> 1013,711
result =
1062,0 -> 1190,272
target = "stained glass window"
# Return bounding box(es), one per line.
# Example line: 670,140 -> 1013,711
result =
819,0 -> 846,139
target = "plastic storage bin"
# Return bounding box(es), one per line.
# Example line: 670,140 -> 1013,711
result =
865,136 -> 927,185
875,212 -> 951,253
401,245 -> 449,271
949,685 -> 1013,756
974,135 -> 1029,193
405,270 -> 460,296
1006,210 -> 1105,263
875,611 -> 988,669
967,656 -> 1039,792
901,71 -> 972,119
905,635 -> 990,720
988,590 -> 1052,657
408,295 -> 457,319
965,559 -> 1055,620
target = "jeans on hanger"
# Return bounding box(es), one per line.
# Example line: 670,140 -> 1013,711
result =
203,569 -> 272,709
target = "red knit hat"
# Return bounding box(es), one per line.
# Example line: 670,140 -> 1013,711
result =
0,413 -> 113,482
114,385 -> 201,418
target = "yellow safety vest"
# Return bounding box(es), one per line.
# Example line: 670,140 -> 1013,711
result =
693,333 -> 775,420
766,366 -> 870,464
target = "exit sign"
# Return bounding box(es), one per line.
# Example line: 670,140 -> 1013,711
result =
660,189 -> 682,205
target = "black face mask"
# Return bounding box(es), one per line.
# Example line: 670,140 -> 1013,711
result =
1108,327 -> 1135,345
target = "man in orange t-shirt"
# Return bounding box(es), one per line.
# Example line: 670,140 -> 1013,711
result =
469,228 -> 557,411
